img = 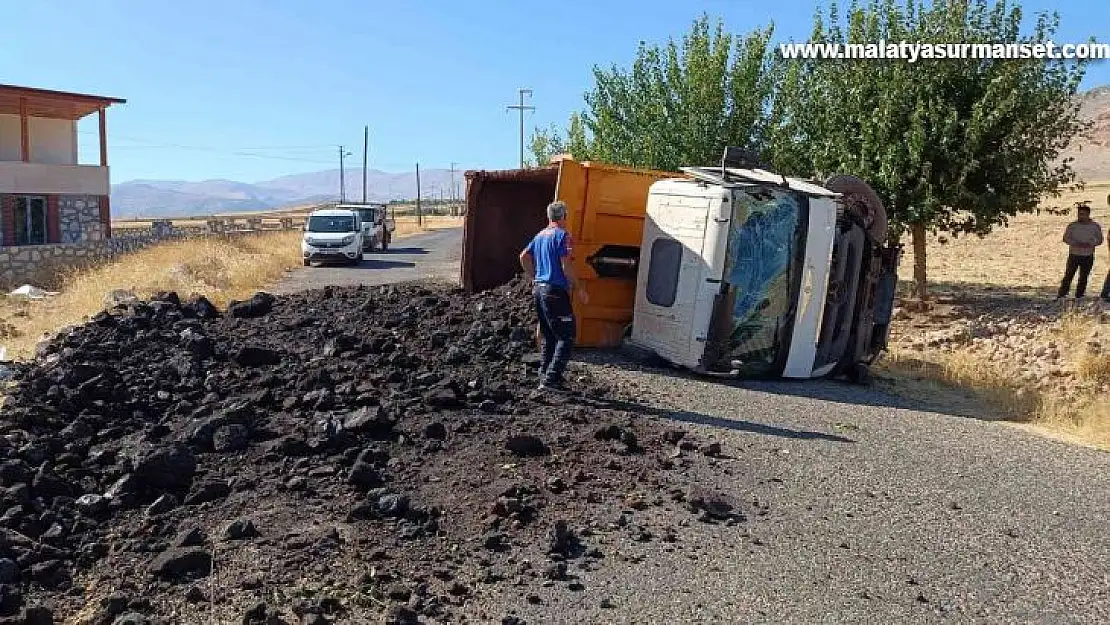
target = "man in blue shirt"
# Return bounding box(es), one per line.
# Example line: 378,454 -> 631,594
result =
520,201 -> 578,390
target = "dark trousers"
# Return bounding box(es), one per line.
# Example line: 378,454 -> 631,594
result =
533,282 -> 575,385
1059,254 -> 1095,298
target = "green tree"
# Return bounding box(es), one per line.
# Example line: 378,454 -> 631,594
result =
579,15 -> 776,171
770,0 -> 1090,299
527,123 -> 566,167
528,113 -> 593,166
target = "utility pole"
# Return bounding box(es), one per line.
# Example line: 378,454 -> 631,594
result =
338,145 -> 352,203
415,163 -> 422,228
506,88 -> 534,169
449,162 -> 458,216
361,125 -> 369,204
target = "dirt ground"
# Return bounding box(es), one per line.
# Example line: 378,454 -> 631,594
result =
883,181 -> 1110,449
0,280 -> 744,624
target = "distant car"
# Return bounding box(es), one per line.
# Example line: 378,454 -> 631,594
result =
339,203 -> 396,252
301,208 -> 364,266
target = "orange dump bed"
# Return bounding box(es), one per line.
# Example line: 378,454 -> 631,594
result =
462,158 -> 675,347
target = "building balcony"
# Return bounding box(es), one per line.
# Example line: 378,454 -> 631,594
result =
0,161 -> 109,196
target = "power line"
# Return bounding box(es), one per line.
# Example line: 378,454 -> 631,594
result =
74,130 -> 338,164
102,147 -> 337,165
73,129 -> 466,170
75,130 -> 333,152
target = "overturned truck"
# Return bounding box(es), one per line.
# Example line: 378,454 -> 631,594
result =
461,151 -> 899,381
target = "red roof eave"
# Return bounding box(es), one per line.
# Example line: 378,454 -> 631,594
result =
0,83 -> 126,106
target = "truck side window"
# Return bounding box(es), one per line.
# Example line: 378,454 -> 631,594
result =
646,238 -> 682,307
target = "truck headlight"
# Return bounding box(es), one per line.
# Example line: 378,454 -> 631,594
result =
342,235 -> 355,245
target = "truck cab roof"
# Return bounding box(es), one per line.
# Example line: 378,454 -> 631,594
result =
678,166 -> 841,198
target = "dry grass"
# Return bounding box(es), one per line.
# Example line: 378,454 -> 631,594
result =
0,216 -> 463,361
886,181 -> 1110,450
880,348 -> 1038,419
392,215 -> 461,236
0,231 -> 302,360
1077,350 -> 1110,383
883,341 -> 1110,450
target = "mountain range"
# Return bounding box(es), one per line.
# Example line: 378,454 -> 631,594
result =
111,168 -> 465,219
1064,85 -> 1110,183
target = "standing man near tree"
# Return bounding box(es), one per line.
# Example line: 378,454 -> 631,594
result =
1058,204 -> 1103,300
519,201 -> 580,390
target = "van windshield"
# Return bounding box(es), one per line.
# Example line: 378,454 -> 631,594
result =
307,215 -> 356,233
707,188 -> 804,374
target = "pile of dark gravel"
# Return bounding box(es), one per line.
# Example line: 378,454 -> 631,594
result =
0,279 -> 737,624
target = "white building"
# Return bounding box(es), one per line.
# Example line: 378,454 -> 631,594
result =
0,83 -> 125,247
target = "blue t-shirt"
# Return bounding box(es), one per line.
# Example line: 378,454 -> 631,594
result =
525,226 -> 573,289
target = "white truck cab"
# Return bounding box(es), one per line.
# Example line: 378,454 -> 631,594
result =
628,161 -> 898,380
301,208 -> 364,266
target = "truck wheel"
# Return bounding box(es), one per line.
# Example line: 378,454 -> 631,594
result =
825,174 -> 888,242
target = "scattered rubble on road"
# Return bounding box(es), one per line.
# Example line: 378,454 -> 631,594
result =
0,278 -> 730,623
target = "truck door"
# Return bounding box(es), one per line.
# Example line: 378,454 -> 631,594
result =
630,183 -> 726,369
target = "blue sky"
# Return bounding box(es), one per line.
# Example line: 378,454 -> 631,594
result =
2,0 -> 1105,184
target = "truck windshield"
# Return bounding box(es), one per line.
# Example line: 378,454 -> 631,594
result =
709,188 -> 804,375
307,215 -> 356,232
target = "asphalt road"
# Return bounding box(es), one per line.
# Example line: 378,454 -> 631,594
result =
270,226 -> 1110,623
270,227 -> 463,294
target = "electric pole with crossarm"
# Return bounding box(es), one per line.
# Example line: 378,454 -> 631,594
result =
506,88 -> 534,168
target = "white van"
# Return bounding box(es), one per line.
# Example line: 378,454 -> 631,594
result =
301,208 -> 364,266
627,165 -> 898,381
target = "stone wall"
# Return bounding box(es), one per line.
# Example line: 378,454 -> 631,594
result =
0,233 -> 210,289
0,215 -> 303,289
0,241 -> 111,289
58,195 -> 105,244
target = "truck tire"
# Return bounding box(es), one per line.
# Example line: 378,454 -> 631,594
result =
824,174 -> 888,242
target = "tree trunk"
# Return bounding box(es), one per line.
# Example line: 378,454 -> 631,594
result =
911,221 -> 928,301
